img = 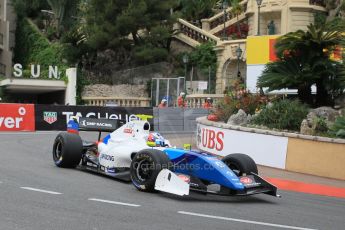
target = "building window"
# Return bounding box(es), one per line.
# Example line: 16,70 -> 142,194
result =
0,63 -> 6,76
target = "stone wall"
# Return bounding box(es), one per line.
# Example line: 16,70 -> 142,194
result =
82,62 -> 176,98
111,62 -> 174,85
84,62 -> 174,85
82,84 -> 148,98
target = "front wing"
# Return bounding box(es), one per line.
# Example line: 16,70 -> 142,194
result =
155,170 -> 280,197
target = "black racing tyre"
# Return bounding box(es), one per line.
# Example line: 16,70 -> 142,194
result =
130,149 -> 171,192
222,153 -> 258,176
52,132 -> 83,168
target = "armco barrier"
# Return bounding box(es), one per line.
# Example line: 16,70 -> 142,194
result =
196,116 -> 345,180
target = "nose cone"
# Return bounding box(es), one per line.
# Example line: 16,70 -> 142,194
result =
201,157 -> 245,190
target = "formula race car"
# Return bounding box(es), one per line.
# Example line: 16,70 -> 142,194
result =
52,116 -> 279,197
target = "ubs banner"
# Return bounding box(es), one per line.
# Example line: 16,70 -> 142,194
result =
196,123 -> 288,169
0,104 -> 35,131
35,105 -> 153,131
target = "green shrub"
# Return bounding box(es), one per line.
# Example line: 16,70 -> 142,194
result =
13,18 -> 68,80
214,95 -> 238,122
252,99 -> 309,131
314,117 -> 328,133
214,92 -> 266,122
329,116 -> 345,138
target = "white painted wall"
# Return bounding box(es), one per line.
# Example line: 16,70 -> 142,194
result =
246,65 -> 265,93
197,123 -> 289,169
65,68 -> 77,105
246,65 -> 316,95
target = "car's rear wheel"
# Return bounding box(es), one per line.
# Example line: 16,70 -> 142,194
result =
130,149 -> 170,192
52,132 -> 83,168
222,153 -> 258,176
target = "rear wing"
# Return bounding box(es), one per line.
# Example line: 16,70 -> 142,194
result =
67,117 -> 125,141
78,117 -> 124,132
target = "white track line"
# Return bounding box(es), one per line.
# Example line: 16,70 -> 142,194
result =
178,211 -> 318,230
88,198 -> 140,207
20,187 -> 62,195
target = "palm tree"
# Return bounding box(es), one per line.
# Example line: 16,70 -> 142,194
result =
258,56 -> 315,104
259,23 -> 345,106
47,0 -> 79,38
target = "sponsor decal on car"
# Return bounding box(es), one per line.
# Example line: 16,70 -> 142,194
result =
0,104 -> 35,131
80,119 -> 113,128
177,174 -> 190,183
215,161 -> 225,168
240,176 -> 261,187
240,176 -> 253,184
43,112 -> 57,124
124,128 -> 133,134
100,154 -> 115,162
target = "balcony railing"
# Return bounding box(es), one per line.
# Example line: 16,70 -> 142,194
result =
185,94 -> 225,108
82,97 -> 151,107
206,0 -> 248,31
177,19 -> 220,44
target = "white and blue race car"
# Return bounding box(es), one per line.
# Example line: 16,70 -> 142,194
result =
52,117 -> 279,197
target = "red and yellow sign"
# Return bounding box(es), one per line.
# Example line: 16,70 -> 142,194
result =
246,35 -> 279,65
247,35 -> 343,65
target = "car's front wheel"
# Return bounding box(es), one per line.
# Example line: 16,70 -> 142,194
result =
222,153 -> 258,176
52,132 -> 83,168
130,149 -> 171,192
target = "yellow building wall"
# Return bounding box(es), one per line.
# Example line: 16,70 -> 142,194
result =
286,138 -> 345,180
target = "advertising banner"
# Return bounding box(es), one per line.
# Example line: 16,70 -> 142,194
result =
35,105 -> 153,131
0,103 -> 35,131
196,123 -> 288,169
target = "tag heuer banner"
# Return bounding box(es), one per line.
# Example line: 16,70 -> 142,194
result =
35,105 -> 153,131
43,112 -> 58,124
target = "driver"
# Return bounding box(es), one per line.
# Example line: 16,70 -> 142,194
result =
146,132 -> 169,147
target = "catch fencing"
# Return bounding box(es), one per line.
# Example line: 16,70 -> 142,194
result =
153,108 -> 209,133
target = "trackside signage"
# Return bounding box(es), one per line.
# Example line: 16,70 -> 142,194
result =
0,104 -> 35,131
196,123 -> 289,169
35,105 -> 153,131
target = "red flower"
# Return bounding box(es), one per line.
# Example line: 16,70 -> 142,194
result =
207,114 -> 219,121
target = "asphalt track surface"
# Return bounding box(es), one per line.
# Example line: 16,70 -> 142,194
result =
0,131 -> 344,230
